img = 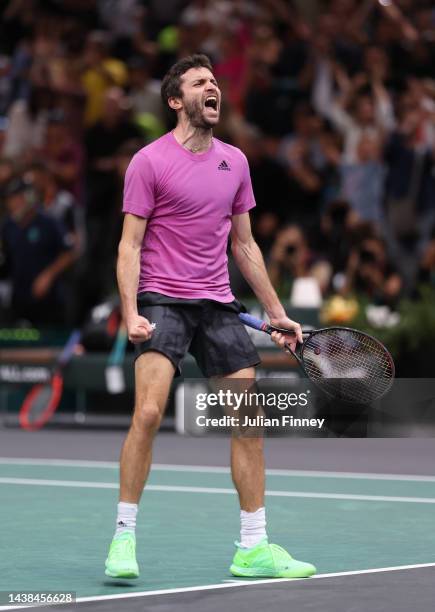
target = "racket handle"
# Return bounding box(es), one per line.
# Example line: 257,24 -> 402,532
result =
58,330 -> 82,366
238,313 -> 274,334
239,313 -> 301,336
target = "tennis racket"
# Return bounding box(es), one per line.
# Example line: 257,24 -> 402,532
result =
239,313 -> 395,404
105,321 -> 128,394
19,329 -> 82,431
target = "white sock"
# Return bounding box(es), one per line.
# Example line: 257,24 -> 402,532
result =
240,507 -> 267,548
115,502 -> 138,536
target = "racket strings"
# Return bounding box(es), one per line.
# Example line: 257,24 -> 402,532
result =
27,386 -> 55,417
307,335 -> 392,377
302,329 -> 394,403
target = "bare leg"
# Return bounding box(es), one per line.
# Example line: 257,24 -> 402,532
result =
231,434 -> 265,511
119,351 -> 175,503
219,367 -> 265,512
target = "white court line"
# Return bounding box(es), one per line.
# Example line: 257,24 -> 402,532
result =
1,477 -> 435,504
1,457 -> 435,482
1,563 -> 435,610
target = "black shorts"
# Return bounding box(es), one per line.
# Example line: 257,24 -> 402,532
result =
134,292 -> 260,377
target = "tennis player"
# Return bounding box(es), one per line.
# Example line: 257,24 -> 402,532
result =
105,54 -> 316,580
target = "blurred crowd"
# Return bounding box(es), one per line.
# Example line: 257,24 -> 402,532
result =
0,0 -> 434,328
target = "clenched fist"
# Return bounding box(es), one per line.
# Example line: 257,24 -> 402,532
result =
126,314 -> 155,344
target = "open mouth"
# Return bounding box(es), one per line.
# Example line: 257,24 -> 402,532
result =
204,95 -> 218,112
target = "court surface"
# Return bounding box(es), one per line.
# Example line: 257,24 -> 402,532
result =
0,430 -> 434,612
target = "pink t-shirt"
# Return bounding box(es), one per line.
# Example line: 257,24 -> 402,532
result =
123,131 -> 256,302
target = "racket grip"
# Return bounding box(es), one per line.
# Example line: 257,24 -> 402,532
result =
238,313 -> 271,333
239,313 -> 299,336
59,330 -> 82,365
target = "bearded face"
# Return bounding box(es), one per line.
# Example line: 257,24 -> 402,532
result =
173,67 -> 221,128
183,94 -> 219,128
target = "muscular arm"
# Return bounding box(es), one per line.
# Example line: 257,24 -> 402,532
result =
117,213 -> 153,343
231,213 -> 302,344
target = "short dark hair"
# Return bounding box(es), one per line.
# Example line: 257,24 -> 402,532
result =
161,54 -> 213,109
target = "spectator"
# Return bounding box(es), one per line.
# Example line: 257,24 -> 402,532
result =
381,95 -> 434,293
342,235 -> 402,307
233,123 -> 289,254
312,54 -> 395,163
81,30 -> 128,127
127,55 -> 166,134
85,87 -> 143,215
339,133 -> 386,224
244,26 -> 293,136
24,161 -> 84,256
267,225 -> 331,299
41,110 -> 84,205
0,177 -> 76,325
214,31 -> 249,112
84,89 -> 142,309
316,200 -> 359,288
97,0 -> 149,60
3,80 -> 53,160
279,105 -> 325,231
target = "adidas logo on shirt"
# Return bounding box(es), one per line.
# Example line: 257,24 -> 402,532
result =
218,160 -> 231,171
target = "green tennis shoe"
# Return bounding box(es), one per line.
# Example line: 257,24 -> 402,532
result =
105,531 -> 139,579
230,539 -> 316,578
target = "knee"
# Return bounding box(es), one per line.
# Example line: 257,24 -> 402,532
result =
132,402 -> 162,433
